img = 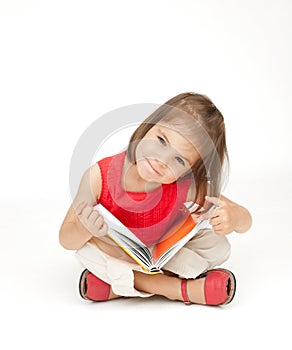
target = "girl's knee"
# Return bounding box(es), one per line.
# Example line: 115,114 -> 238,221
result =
217,235 -> 231,255
194,234 -> 231,270
211,235 -> 231,266
186,229 -> 231,266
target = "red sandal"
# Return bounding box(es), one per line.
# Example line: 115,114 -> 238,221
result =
79,269 -> 111,301
181,268 -> 236,306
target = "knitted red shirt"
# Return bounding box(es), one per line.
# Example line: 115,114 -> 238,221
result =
96,151 -> 191,246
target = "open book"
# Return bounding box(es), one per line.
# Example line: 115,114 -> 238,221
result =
97,204 -> 213,274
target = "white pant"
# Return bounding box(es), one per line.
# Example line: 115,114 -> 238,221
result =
76,228 -> 230,297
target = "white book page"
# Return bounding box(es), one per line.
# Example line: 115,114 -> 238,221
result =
96,204 -> 146,247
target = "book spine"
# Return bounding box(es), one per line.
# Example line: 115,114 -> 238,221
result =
107,231 -> 160,274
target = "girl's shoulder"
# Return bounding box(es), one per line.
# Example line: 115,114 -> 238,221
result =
76,163 -> 102,205
97,151 -> 125,172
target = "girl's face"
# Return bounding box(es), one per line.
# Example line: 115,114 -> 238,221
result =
135,124 -> 200,184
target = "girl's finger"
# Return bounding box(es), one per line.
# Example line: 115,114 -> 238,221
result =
94,215 -> 104,229
98,222 -> 108,236
205,196 -> 224,207
80,205 -> 93,220
88,210 -> 99,223
75,200 -> 88,215
214,228 -> 224,235
210,217 -> 221,227
200,206 -> 218,220
200,211 -> 212,221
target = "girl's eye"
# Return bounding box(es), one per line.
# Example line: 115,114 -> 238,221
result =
157,136 -> 166,146
176,157 -> 185,166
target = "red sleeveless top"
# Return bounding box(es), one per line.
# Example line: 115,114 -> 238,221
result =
96,151 -> 191,246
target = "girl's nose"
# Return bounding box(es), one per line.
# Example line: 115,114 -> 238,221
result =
152,158 -> 167,170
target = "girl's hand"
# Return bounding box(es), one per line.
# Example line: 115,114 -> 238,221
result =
75,201 -> 108,238
200,196 -> 239,235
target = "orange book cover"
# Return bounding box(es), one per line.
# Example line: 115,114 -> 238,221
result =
98,204 -> 211,273
152,215 -> 197,261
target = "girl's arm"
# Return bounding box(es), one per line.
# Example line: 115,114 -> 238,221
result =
59,163 -> 107,250
200,195 -> 252,235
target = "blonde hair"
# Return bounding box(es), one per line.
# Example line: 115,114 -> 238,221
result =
127,92 -> 229,212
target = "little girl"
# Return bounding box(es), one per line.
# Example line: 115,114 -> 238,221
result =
59,92 -> 252,306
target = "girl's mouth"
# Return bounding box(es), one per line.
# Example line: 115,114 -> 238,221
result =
146,158 -> 160,175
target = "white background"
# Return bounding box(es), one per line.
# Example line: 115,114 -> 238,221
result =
0,1 -> 291,349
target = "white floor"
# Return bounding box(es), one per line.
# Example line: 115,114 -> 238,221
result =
1,175 -> 291,350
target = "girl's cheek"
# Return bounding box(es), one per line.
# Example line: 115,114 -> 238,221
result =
168,162 -> 186,179
166,167 -> 181,183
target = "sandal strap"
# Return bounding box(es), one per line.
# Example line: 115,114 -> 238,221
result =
181,279 -> 191,305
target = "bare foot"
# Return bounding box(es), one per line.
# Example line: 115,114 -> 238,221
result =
108,289 -> 120,300
183,278 -> 206,304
